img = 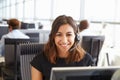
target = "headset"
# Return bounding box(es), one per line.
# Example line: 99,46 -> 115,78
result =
75,33 -> 80,42
69,26 -> 80,52
75,25 -> 80,42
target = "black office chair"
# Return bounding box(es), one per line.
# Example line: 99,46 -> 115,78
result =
81,36 -> 105,66
18,43 -> 44,80
1,38 -> 39,80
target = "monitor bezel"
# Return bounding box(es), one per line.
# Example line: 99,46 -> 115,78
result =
50,66 -> 120,80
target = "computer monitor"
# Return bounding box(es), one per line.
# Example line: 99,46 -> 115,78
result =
28,23 -> 35,29
50,66 -> 120,80
21,22 -> 29,29
25,33 -> 39,42
21,22 -> 35,29
20,29 -> 50,43
0,26 -> 8,39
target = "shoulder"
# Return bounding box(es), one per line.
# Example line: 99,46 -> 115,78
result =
30,51 -> 47,67
84,52 -> 93,61
31,51 -> 46,64
85,52 -> 92,58
13,30 -> 30,38
1,33 -> 9,39
30,51 -> 50,72
80,52 -> 94,66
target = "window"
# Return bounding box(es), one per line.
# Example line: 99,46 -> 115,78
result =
35,0 -> 51,19
53,0 -> 81,20
24,0 -> 34,20
17,3 -> 23,19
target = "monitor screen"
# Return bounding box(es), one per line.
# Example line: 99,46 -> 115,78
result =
28,23 -> 35,29
0,26 -> 8,39
21,22 -> 29,29
50,66 -> 120,80
25,33 -> 39,42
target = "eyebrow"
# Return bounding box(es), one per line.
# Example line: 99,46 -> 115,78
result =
67,32 -> 73,34
57,31 -> 73,33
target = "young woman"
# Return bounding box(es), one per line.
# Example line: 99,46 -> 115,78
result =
30,15 -> 93,80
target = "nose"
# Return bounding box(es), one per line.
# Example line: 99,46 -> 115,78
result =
61,36 -> 68,44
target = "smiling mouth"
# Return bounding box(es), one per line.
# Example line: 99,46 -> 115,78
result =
61,44 -> 68,48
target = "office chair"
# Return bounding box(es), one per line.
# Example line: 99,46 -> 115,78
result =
1,38 -> 39,80
81,36 -> 105,66
18,43 -> 44,80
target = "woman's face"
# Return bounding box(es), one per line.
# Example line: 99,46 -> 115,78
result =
54,24 -> 75,56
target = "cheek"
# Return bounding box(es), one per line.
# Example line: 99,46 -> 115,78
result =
54,37 -> 59,45
71,37 -> 75,44
54,36 -> 75,44
68,36 -> 75,45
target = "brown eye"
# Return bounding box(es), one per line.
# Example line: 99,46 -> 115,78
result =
67,34 -> 72,36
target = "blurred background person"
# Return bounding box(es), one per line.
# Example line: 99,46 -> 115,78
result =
0,18 -> 30,56
78,20 -> 89,32
77,20 -> 96,45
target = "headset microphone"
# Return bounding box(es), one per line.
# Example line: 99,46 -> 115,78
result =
69,41 -> 80,52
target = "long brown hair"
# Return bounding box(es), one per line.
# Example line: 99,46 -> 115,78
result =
44,15 -> 85,64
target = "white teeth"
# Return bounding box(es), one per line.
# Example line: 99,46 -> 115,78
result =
62,45 -> 67,47
62,45 -> 66,46
61,44 -> 67,47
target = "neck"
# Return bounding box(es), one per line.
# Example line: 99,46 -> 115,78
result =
58,51 -> 69,58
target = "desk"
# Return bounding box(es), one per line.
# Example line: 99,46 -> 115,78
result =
0,57 -> 5,63
98,47 -> 120,66
0,56 -> 5,77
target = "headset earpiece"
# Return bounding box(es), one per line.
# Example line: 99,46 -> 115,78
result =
75,33 -> 80,42
70,27 -> 80,52
70,33 -> 80,52
75,25 -> 80,42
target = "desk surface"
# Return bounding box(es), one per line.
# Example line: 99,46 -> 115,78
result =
0,57 -> 5,63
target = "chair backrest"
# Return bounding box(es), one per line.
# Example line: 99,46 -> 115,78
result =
81,36 -> 105,66
18,43 -> 44,80
5,38 -> 39,66
4,38 -> 39,80
20,54 -> 35,80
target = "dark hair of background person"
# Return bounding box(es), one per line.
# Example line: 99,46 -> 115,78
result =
44,15 -> 85,64
78,20 -> 89,32
7,18 -> 20,30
